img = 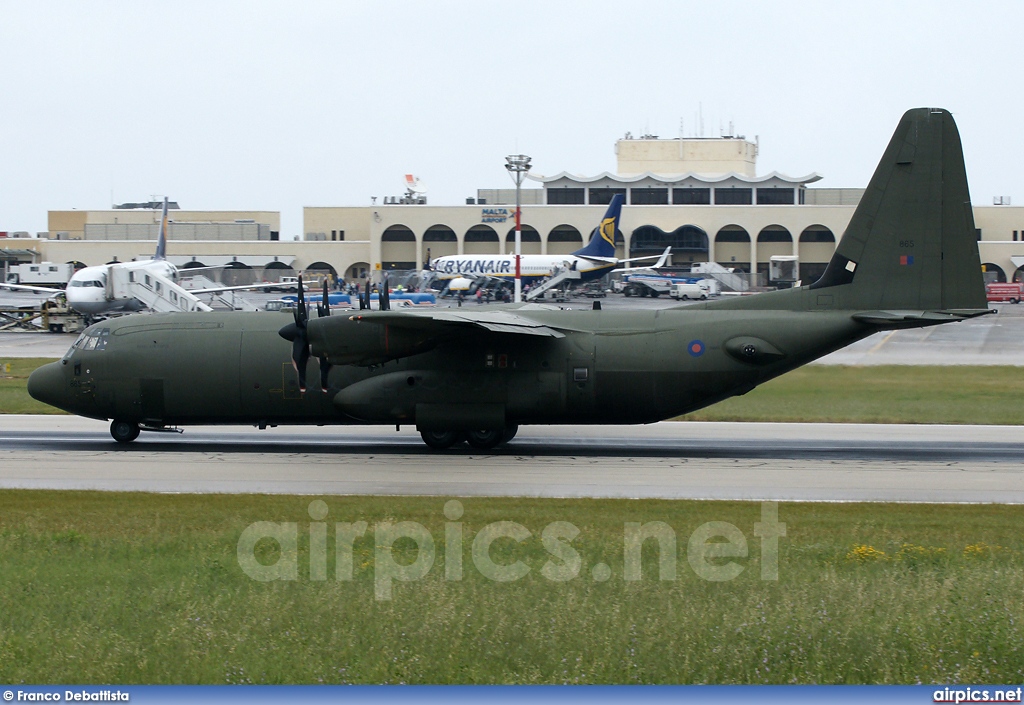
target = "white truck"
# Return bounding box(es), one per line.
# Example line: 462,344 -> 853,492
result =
5,262 -> 75,288
669,281 -> 712,300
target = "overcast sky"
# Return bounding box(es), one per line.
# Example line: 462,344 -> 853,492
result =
1,1 -> 1021,238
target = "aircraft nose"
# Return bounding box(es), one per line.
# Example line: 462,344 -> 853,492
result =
27,362 -> 67,410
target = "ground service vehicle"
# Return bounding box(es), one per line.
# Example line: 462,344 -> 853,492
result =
986,283 -> 1024,303
670,282 -> 709,300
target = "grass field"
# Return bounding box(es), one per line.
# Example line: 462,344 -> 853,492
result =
0,491 -> 1022,684
0,358 -> 65,414
2,358 -> 1022,424
684,364 -> 1024,425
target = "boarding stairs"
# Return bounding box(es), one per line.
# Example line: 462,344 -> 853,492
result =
690,262 -> 751,292
107,266 -> 212,313
524,265 -> 582,301
180,274 -> 259,311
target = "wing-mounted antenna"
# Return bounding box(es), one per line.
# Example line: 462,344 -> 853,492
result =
154,197 -> 169,261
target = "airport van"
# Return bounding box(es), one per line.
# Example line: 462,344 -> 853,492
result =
669,282 -> 709,300
986,282 -> 1024,304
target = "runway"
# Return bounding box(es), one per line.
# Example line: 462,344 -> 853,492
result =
1,416 -> 1021,503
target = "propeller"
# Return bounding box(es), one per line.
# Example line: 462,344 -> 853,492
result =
379,275 -> 390,311
360,278 -> 371,310
278,275 -> 311,392
278,277 -> 335,393
316,280 -> 333,391
317,279 -> 330,318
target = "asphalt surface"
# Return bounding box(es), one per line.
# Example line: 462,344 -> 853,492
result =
1,416 -> 1021,502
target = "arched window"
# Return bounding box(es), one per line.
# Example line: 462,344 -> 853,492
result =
981,263 -> 1007,283
547,225 -> 582,243
382,225 -> 415,242
714,226 -> 750,243
423,225 -> 456,242
757,226 -> 793,243
630,225 -> 709,255
799,225 -> 835,243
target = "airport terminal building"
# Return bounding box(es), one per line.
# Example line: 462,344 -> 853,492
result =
6,135 -> 1024,285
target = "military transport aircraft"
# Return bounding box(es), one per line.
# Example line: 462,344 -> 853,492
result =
28,109 -> 991,450
0,198 -> 284,315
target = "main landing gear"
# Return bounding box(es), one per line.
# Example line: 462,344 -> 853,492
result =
419,425 -> 518,450
110,419 -> 140,443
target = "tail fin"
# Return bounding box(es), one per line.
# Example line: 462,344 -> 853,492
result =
573,194 -> 624,259
154,197 -> 169,261
651,245 -> 672,269
811,108 -> 986,312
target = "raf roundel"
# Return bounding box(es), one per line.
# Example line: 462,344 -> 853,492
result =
688,340 -> 705,357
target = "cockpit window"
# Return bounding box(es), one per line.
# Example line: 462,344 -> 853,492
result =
63,328 -> 111,358
62,332 -> 88,360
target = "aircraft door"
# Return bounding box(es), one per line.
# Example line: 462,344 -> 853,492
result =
139,379 -> 165,423
564,333 -> 596,416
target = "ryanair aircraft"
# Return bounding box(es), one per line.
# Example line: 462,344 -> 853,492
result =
429,195 -> 661,284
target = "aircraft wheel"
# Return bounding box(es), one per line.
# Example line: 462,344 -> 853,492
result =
420,430 -> 463,450
465,429 -> 503,450
110,420 -> 140,444
502,425 -> 519,444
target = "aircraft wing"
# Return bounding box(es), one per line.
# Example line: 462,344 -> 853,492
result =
347,308 -> 566,338
610,246 -> 673,273
581,252 -> 664,267
304,305 -> 573,367
0,281 -> 64,296
186,282 -> 291,295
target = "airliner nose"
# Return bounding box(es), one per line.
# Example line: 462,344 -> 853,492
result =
27,362 -> 67,410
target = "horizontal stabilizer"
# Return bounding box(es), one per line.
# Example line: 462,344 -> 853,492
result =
851,308 -> 994,328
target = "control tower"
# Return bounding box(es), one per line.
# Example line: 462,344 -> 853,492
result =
615,133 -> 759,177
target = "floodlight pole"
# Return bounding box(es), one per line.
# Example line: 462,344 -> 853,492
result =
505,154 -> 531,303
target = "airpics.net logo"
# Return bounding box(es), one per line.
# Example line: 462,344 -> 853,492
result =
236,501 -> 786,600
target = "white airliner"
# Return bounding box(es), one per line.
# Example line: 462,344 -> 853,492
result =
1,199 -> 283,315
429,195 -> 664,285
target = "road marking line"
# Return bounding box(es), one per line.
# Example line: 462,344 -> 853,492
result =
867,330 -> 896,355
